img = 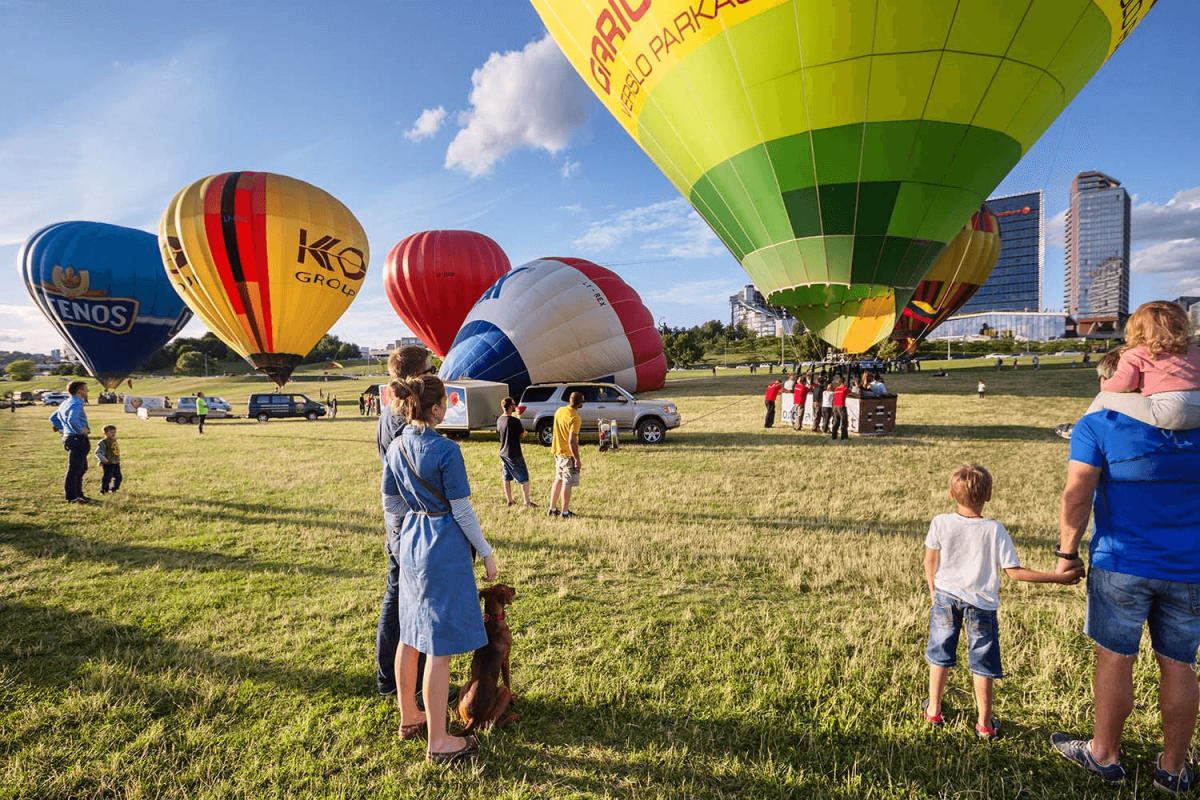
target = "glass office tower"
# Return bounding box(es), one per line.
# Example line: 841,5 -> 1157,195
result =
961,191 -> 1044,313
1065,171 -> 1130,333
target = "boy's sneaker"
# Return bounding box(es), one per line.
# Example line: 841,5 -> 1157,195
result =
1051,734 -> 1126,782
975,717 -> 1002,741
560,510 -> 577,519
1153,753 -> 1194,795
546,508 -> 560,517
921,699 -> 943,728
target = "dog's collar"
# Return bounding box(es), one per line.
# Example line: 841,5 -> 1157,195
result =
483,612 -> 505,622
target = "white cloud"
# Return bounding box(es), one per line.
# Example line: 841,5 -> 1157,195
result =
0,302 -> 60,353
1131,238 -> 1200,275
1044,209 -> 1067,249
560,159 -> 581,179
558,204 -> 583,214
1133,187 -> 1200,243
573,198 -> 727,260
404,107 -> 447,142
445,35 -> 591,178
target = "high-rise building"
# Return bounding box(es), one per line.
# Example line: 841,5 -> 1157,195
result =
729,285 -> 794,337
961,191 -> 1044,313
1065,171 -> 1130,335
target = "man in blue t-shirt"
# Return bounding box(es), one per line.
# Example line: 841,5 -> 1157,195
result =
1050,410 -> 1200,793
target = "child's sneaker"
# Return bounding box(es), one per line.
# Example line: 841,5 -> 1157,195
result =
975,717 -> 1002,741
921,699 -> 943,728
1153,753 -> 1194,795
546,508 -> 560,517
1050,733 -> 1125,782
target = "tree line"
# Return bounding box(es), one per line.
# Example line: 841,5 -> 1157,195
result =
3,333 -> 363,381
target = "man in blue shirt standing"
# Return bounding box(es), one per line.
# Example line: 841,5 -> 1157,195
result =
1051,410 -> 1200,794
49,381 -> 92,504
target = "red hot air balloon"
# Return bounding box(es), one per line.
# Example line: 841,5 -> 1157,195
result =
383,230 -> 511,356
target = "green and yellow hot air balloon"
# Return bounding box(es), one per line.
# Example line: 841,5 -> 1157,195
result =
532,0 -> 1156,352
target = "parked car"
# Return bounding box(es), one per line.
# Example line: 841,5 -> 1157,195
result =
203,396 -> 233,414
41,391 -> 70,405
165,396 -> 231,424
516,382 -> 681,446
247,393 -> 326,421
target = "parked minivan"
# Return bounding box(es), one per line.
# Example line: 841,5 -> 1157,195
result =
247,393 -> 326,422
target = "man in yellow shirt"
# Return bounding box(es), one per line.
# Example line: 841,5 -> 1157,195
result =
548,391 -> 583,518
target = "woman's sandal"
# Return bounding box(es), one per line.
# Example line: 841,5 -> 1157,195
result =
399,720 -> 427,741
427,734 -> 478,765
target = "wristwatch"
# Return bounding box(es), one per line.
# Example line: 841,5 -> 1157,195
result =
1054,548 -> 1080,560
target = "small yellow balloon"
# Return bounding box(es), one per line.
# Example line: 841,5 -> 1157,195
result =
159,172 -> 369,385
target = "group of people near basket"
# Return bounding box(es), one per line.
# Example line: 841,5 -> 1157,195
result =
763,369 -> 888,439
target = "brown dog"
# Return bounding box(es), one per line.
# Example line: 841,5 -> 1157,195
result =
457,584 -> 519,734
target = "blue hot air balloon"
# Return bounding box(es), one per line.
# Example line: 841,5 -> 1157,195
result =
20,221 -> 193,387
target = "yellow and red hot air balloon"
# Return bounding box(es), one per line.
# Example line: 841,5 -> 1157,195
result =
531,0 -> 1157,352
159,172 -> 369,386
892,206 -> 1002,355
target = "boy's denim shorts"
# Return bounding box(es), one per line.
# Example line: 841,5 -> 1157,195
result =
1084,567 -> 1200,665
925,590 -> 1003,679
500,455 -> 529,484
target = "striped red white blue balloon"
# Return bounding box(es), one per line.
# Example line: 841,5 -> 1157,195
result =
439,257 -> 666,397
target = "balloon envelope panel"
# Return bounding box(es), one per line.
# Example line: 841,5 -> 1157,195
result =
20,221 -> 193,388
160,172 -> 369,385
892,206 -> 1002,354
439,257 -> 666,398
383,230 -> 511,357
532,0 -> 1155,351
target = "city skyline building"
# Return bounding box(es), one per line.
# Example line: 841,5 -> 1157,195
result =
1065,171 -> 1131,335
729,285 -> 794,338
961,190 -> 1044,314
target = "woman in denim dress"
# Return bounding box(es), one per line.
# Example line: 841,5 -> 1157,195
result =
382,375 -> 498,764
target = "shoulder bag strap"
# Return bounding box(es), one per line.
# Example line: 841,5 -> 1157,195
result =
396,436 -> 449,509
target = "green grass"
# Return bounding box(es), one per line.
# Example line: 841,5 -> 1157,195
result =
0,363 -> 1176,798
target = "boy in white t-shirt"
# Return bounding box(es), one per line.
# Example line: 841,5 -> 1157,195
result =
923,464 -> 1083,739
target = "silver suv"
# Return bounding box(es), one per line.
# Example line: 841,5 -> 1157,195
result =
516,382 -> 681,446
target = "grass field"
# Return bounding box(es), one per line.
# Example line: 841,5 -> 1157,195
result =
0,361 -> 1183,798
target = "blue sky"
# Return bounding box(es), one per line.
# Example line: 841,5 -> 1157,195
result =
2,0 -> 1198,355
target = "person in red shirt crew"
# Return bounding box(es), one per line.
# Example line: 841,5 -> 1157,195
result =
791,375 -> 811,430
830,376 -> 849,440
764,379 -> 783,428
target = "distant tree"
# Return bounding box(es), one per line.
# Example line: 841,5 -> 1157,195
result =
791,333 -> 825,363
697,320 -> 726,344
304,333 -> 343,364
875,339 -> 901,361
199,332 -> 228,359
50,363 -> 76,376
175,351 -> 206,377
335,342 -> 360,360
73,364 -> 89,377
5,359 -> 35,381
663,330 -> 705,368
